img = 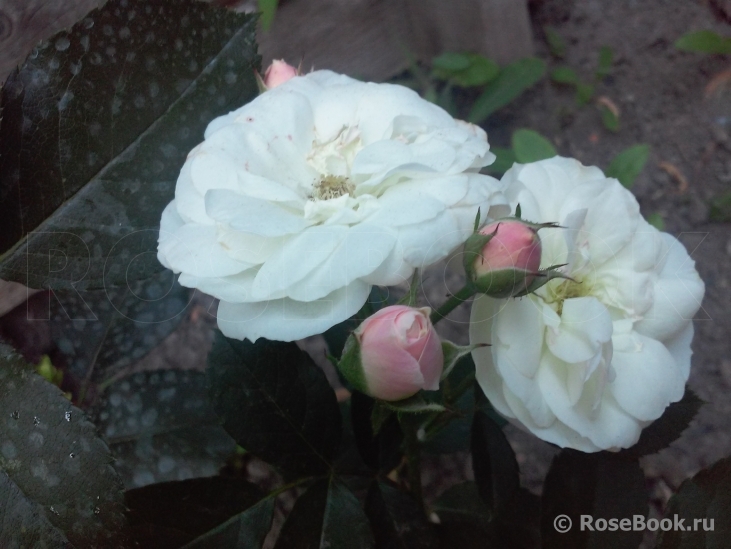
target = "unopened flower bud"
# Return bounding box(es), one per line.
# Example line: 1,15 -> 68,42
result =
464,219 -> 542,298
338,305 -> 443,401
262,59 -> 299,89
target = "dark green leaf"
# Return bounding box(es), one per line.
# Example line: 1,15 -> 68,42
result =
615,388 -> 702,460
470,411 -> 520,513
0,0 -> 260,289
274,476 -> 374,549
382,393 -> 446,414
544,26 -> 567,58
596,46 -> 614,80
452,55 -> 500,88
511,129 -> 557,163
647,212 -> 665,231
541,450 -> 647,549
483,147 -> 516,175
606,144 -> 650,188
51,270 -> 189,401
0,470 -> 69,548
657,457 -> 731,549
433,482 -> 491,549
93,370 -> 236,489
575,82 -> 595,105
350,392 -> 403,471
207,333 -> 342,476
365,481 -> 437,549
599,104 -> 620,132
0,347 -> 125,545
125,476 -> 266,545
183,497 -> 275,549
709,191 -> 731,222
551,66 -> 579,85
675,30 -> 731,55
468,57 -> 546,123
258,0 -> 279,31
432,52 -> 472,73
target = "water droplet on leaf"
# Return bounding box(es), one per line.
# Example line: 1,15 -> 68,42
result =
10,410 -> 19,420
33,416 -> 40,426
64,411 -> 72,422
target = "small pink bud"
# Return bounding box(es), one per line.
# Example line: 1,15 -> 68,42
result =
262,59 -> 299,89
465,219 -> 542,298
340,305 -> 444,401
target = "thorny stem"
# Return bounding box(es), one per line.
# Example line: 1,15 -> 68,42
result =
430,285 -> 476,325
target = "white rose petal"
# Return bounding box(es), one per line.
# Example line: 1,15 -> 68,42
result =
470,157 -> 705,452
158,70 -> 507,341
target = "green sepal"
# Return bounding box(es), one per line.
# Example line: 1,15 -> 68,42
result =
512,264 -> 571,298
255,70 -> 268,94
381,393 -> 447,414
337,334 -> 368,395
471,267 -> 536,299
473,207 -> 482,232
441,341 -> 487,381
397,269 -> 421,307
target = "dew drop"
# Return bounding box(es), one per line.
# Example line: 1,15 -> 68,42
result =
55,37 -> 71,52
10,410 -> 19,420
69,453 -> 76,459
49,506 -> 59,516
64,411 -> 72,422
33,416 -> 40,426
93,506 -> 101,515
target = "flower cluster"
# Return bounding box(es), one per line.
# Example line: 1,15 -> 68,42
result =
159,64 -> 704,453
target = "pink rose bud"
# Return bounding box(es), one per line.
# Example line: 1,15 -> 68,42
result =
262,59 -> 299,89
464,219 -> 543,298
338,305 -> 444,401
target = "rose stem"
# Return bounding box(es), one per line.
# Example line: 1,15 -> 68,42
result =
430,285 -> 476,325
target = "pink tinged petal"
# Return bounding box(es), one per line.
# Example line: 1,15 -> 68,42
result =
158,201 -> 186,270
217,279 -> 370,342
364,349 -> 425,402
158,223 -> 254,277
634,233 -> 705,341
609,331 -> 685,422
251,225 -> 348,300
286,224 -> 397,301
417,328 -> 444,391
205,189 -> 313,237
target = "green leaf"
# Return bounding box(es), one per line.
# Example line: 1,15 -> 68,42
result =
0,347 -> 125,545
470,411 -> 520,513
364,481 -> 437,548
540,450 -> 647,549
183,497 -> 275,549
647,212 -> 665,231
551,66 -> 579,85
595,46 -> 614,80
575,82 -> 595,105
274,476 -> 375,548
657,457 -> 731,549
433,53 -> 499,87
709,191 -> 731,222
599,104 -> 620,132
0,0 -> 259,289
207,333 -> 342,476
544,26 -> 567,58
675,30 -> 731,55
258,0 -> 279,31
511,129 -> 557,163
0,470 -> 70,547
124,477 -> 267,545
468,57 -> 546,123
93,370 -> 236,489
48,271 -> 188,402
483,147 -> 517,175
432,52 -> 472,72
606,144 -> 650,188
615,388 -> 702,460
350,392 -> 402,471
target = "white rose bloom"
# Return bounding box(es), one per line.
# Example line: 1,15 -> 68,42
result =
158,70 -> 507,342
470,157 -> 705,452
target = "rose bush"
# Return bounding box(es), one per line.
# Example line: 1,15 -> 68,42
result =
158,70 -> 507,341
470,157 -> 705,452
